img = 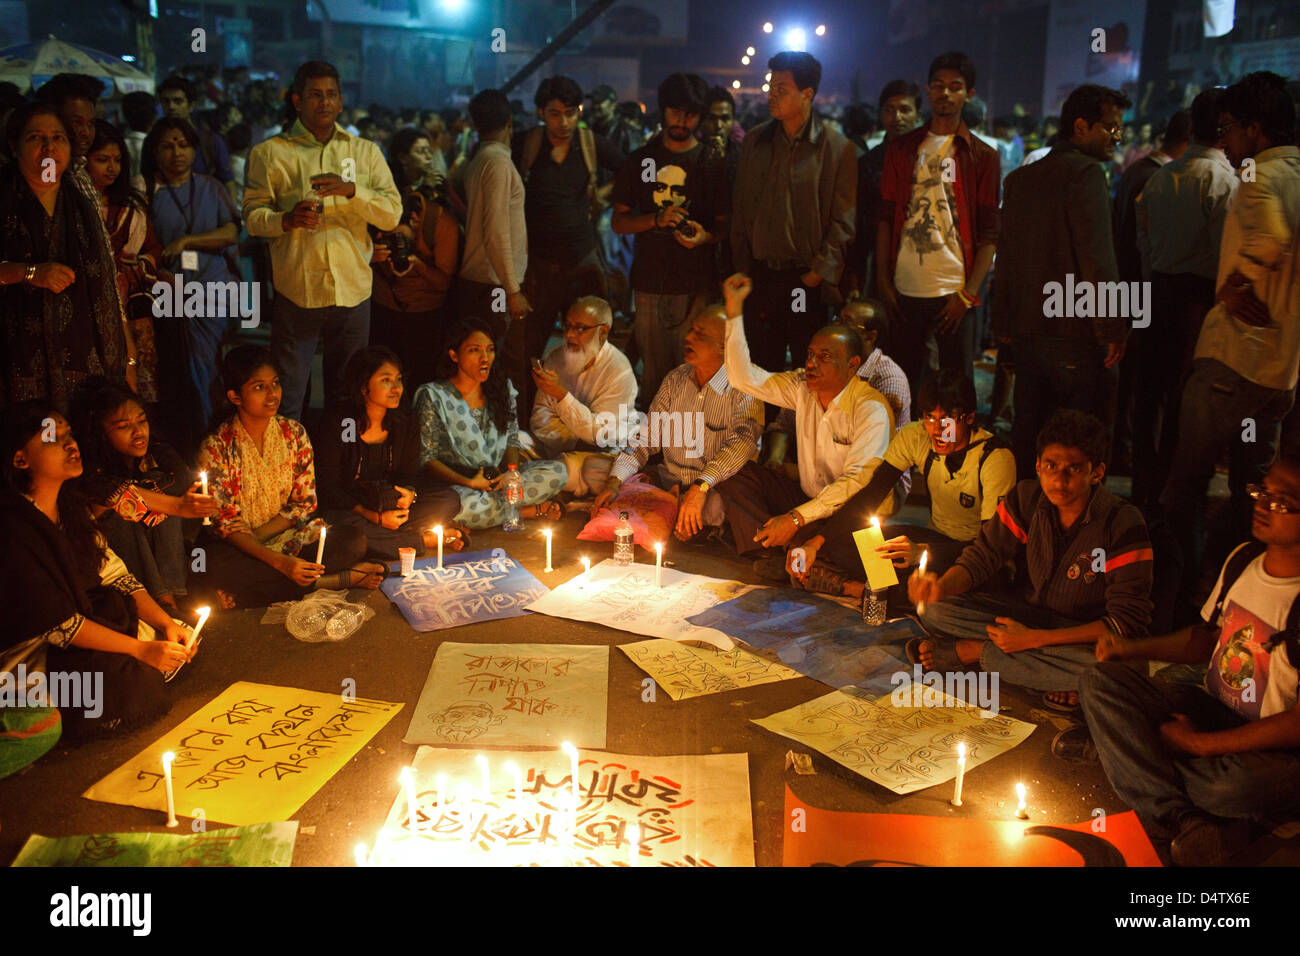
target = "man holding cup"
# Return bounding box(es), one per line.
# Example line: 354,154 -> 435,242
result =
244,60 -> 403,420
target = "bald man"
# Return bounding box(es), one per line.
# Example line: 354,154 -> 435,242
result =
596,308 -> 763,540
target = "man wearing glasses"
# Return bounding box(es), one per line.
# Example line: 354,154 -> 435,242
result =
992,82 -> 1132,478
909,409 -> 1154,711
1082,458 -> 1300,865
530,297 -> 638,494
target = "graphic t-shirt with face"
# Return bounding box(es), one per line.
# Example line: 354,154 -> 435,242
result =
893,132 -> 965,299
1200,544 -> 1300,720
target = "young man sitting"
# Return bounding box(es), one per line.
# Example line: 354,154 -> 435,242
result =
789,370 -> 1016,602
1079,456 -> 1300,866
909,409 -> 1153,708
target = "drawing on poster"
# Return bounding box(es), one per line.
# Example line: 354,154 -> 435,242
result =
12,822 -> 299,867
619,639 -> 801,700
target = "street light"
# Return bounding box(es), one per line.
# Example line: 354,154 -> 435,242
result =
785,27 -> 806,51
732,80 -> 741,89
815,24 -> 826,36
762,21 -> 773,33
741,55 -> 750,65
746,46 -> 756,56
761,83 -> 770,93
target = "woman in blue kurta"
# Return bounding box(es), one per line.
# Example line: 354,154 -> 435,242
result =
413,320 -> 565,529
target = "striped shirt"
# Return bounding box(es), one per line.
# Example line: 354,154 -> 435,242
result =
609,363 -> 762,487
955,479 -> 1154,638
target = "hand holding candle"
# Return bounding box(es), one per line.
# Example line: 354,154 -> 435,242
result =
950,742 -> 966,807
200,471 -> 211,525
162,751 -> 178,827
916,550 -> 929,615
315,525 -> 327,565
852,516 -> 900,591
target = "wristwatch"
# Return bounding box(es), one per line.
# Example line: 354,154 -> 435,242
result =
694,478 -> 711,493
23,264 -> 36,283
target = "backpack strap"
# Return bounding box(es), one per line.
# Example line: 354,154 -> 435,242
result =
1213,541 -> 1268,624
519,126 -> 545,184
975,435 -> 1008,499
578,126 -> 598,215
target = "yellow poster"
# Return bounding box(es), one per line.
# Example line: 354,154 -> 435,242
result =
619,639 -> 801,700
84,682 -> 402,825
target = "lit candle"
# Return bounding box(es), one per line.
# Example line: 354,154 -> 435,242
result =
628,822 -> 640,867
162,751 -> 178,827
852,516 -> 900,591
187,605 -> 211,652
504,760 -> 523,805
476,754 -> 490,803
434,773 -> 447,815
355,842 -> 367,867
916,549 -> 929,616
544,528 -> 554,572
433,525 -> 443,570
950,742 -> 966,807
315,525 -> 327,565
400,766 -> 418,832
561,741 -> 580,805
199,471 -> 211,525
580,556 -> 590,575
655,542 -> 663,588
1016,782 -> 1029,819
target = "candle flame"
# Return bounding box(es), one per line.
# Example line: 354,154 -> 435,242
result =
956,741 -> 965,761
355,843 -> 367,866
870,515 -> 880,530
162,751 -> 175,766
1016,782 -> 1027,805
399,766 -> 414,785
560,741 -> 578,758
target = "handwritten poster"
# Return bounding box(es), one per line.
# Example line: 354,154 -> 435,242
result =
404,643 -> 607,748
619,639 -> 802,700
84,683 -> 402,825
783,787 -> 1161,866
11,822 -> 299,867
527,560 -> 754,649
366,747 -> 754,867
753,688 -> 1035,795
381,550 -> 548,632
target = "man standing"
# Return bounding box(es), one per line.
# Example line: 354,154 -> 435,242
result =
877,52 -> 1000,393
158,75 -> 233,185
121,91 -> 156,187
1132,91 -> 1237,512
244,60 -> 401,420
731,51 -> 857,377
586,84 -> 643,157
1162,72 -> 1300,601
612,72 -> 729,402
700,85 -> 743,278
994,83 -> 1132,477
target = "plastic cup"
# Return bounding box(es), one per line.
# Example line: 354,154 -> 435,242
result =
399,547 -> 416,576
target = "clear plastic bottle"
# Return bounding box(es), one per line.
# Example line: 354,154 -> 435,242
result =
862,589 -> 887,626
614,510 -> 634,566
325,605 -> 365,641
501,463 -> 524,533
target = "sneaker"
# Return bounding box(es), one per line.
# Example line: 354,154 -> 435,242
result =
1170,814 -> 1251,867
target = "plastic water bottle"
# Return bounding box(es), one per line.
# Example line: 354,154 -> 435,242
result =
501,463 -> 524,533
614,510 -> 634,566
325,605 -> 365,641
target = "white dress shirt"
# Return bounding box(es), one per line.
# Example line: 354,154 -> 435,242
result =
531,340 -> 639,456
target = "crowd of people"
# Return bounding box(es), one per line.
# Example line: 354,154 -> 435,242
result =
1,47 -> 1299,866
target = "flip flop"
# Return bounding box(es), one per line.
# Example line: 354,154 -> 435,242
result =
339,563 -> 387,589
1051,724 -> 1098,763
1041,690 -> 1081,714
534,499 -> 564,522
905,635 -> 967,674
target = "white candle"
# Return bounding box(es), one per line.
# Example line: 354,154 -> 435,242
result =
434,773 -> 447,814
355,842 -> 368,867
188,606 -> 211,651
580,556 -> 590,574
504,760 -> 523,805
916,549 -> 929,616
544,528 -> 553,572
458,783 -> 476,847
315,525 -> 327,565
561,741 -> 580,804
1016,782 -> 1029,819
476,753 -> 490,803
950,742 -> 966,807
200,471 -> 211,525
400,766 -> 418,832
655,542 -> 663,588
162,751 -> 178,827
432,525 -> 443,570
628,822 -> 640,867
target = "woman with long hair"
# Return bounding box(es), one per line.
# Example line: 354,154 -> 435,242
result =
315,346 -> 468,560
142,115 -> 241,453
0,103 -> 135,408
0,403 -> 193,741
194,346 -> 385,609
412,320 -> 566,529
86,119 -> 164,404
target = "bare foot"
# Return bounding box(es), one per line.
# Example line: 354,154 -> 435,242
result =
319,562 -> 386,590
1045,690 -> 1080,708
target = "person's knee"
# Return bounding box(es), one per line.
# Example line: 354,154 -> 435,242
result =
328,524 -> 368,568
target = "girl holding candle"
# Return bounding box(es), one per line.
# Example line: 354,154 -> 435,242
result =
0,403 -> 192,741
194,346 -> 384,609
315,346 -> 469,561
70,379 -> 216,611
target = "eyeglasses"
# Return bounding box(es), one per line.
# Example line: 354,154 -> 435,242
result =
564,322 -> 603,335
1215,119 -> 1239,138
1248,484 -> 1298,514
1097,123 -> 1123,138
1036,460 -> 1091,479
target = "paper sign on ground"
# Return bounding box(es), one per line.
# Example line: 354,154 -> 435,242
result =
404,643 -> 608,748
84,682 -> 402,825
783,786 -> 1161,866
381,550 -> 548,632
527,560 -> 752,649
619,639 -> 801,700
367,747 -> 754,867
754,688 -> 1035,795
11,822 -> 298,867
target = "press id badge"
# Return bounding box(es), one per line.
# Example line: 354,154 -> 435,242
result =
181,250 -> 199,271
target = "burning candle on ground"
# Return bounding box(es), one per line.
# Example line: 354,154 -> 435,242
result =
354,843 -> 367,867
434,773 -> 447,814
561,741 -> 580,805
457,783 -> 476,845
400,766 -> 418,832
476,754 -> 491,803
315,525 -> 327,565
916,549 -> 929,615
200,471 -> 211,525
628,822 -> 640,867
655,542 -> 663,588
544,528 -> 553,572
162,751 -> 178,827
504,761 -> 523,805
950,742 -> 966,807
1016,782 -> 1029,819
433,525 -> 444,570
580,556 -> 590,574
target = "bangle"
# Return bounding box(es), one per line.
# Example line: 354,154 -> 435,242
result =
23,263 -> 36,283
787,510 -> 804,528
956,288 -> 978,308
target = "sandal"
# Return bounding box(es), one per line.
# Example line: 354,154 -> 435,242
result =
1042,690 -> 1081,714
530,499 -> 564,522
444,523 -> 471,552
331,562 -> 387,590
799,564 -> 849,596
904,635 -> 968,674
1051,724 -> 1098,763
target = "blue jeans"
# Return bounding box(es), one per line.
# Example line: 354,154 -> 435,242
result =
270,296 -> 371,421
1080,662 -> 1300,830
918,589 -> 1096,692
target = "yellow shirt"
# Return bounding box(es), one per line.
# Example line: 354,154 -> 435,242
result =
243,119 -> 402,308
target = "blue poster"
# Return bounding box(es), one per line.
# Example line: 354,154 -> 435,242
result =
686,588 -> 921,695
380,549 -> 549,633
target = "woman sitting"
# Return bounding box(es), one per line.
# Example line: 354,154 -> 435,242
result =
412,320 -> 566,529
71,379 -> 216,612
315,345 -> 468,561
0,404 -> 194,741
194,346 -> 385,609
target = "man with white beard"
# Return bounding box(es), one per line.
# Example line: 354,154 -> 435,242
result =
530,296 -> 639,493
